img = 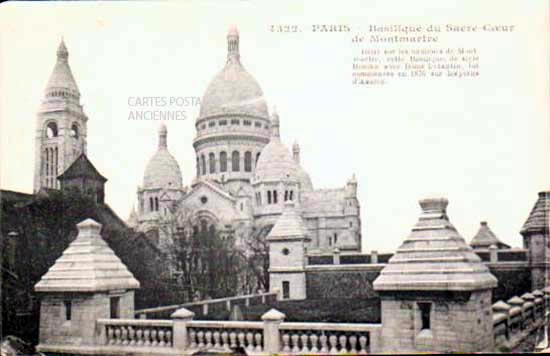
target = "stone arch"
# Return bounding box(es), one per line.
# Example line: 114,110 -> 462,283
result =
220,151 -> 228,172
70,122 -> 80,139
45,121 -> 58,138
244,151 -> 252,172
209,152 -> 216,174
232,151 -> 240,172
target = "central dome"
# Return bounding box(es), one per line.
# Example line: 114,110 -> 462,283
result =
199,28 -> 268,119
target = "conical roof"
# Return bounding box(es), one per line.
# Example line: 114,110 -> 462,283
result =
45,39 -> 79,94
470,221 -> 507,248
267,201 -> 309,241
34,218 -> 140,292
58,154 -> 107,182
373,197 -> 497,292
521,191 -> 550,235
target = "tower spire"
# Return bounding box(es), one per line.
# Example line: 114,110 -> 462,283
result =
292,140 -> 300,163
57,38 -> 69,62
227,25 -> 240,64
158,123 -> 168,149
271,106 -> 280,139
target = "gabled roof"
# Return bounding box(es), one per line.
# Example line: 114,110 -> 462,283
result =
267,202 -> 309,241
470,221 -> 509,248
521,191 -> 550,235
373,197 -> 497,292
58,154 -> 107,182
35,218 -> 139,292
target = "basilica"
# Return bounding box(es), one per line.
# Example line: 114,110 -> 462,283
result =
127,27 -> 362,254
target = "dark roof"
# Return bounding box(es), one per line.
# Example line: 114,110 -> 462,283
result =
57,154 -> 107,182
521,191 -> 550,235
0,190 -> 34,204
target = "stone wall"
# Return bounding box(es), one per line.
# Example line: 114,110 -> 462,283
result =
306,266 -> 383,299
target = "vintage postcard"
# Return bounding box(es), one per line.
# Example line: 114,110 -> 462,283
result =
0,0 -> 549,354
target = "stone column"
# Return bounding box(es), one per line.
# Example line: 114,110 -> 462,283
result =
262,309 -> 286,354
171,308 -> 195,351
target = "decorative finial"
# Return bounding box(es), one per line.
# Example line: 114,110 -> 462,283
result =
57,38 -> 68,62
270,106 -> 280,138
227,25 -> 240,64
292,140 -> 300,163
158,123 -> 168,149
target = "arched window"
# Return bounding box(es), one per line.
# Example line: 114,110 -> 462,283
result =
149,197 -> 154,212
284,191 -> 288,201
256,152 -> 261,166
273,190 -> 278,204
201,155 -> 206,175
155,197 -> 159,211
70,123 -> 79,139
45,122 -> 58,138
289,191 -> 294,201
196,157 -> 200,176
209,153 -> 216,174
220,152 -> 227,172
232,151 -> 240,172
244,151 -> 252,172
267,191 -> 272,204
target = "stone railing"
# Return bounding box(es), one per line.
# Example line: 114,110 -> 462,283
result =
278,322 -> 379,354
135,291 -> 278,319
92,308 -> 381,355
186,320 -> 265,352
95,319 -> 175,353
492,288 -> 549,351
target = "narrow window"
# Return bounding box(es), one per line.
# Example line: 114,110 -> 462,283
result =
110,297 -> 120,319
418,302 -> 431,330
232,151 -> 240,172
220,151 -> 227,172
209,153 -> 216,173
329,237 -> 332,246
349,221 -> 353,228
201,155 -> 206,175
64,300 -> 72,321
149,197 -> 154,211
244,151 -> 252,172
273,190 -> 278,204
256,152 -> 261,166
267,191 -> 272,204
282,281 -> 290,299
334,233 -> 338,244
284,191 -> 288,201
155,197 -> 159,211
289,191 -> 294,201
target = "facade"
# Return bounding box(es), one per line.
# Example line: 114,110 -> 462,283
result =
130,27 -> 362,256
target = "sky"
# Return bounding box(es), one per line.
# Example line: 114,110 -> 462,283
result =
0,0 -> 548,252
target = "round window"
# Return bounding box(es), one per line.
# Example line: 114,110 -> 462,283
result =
200,196 -> 208,204
282,248 -> 290,256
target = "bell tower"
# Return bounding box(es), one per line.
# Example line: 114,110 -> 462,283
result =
34,39 -> 88,192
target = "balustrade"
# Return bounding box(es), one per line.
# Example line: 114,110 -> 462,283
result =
98,319 -> 173,348
187,321 -> 264,352
279,323 -> 374,354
